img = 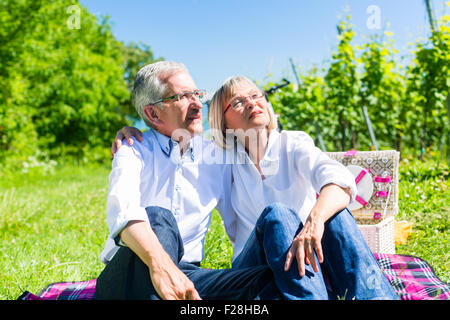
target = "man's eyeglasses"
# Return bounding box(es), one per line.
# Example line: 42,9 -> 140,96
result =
224,91 -> 265,114
151,89 -> 206,105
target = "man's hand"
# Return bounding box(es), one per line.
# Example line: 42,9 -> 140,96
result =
149,251 -> 202,300
111,126 -> 144,158
120,220 -> 202,300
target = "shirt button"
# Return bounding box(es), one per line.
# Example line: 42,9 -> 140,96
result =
175,185 -> 180,191
174,208 -> 180,215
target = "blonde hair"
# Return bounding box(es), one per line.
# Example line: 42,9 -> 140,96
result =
208,76 -> 278,149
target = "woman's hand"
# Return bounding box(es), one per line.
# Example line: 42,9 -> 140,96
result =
284,183 -> 351,277
284,213 -> 325,277
110,126 -> 144,158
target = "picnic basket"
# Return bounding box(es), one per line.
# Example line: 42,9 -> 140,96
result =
325,150 -> 400,253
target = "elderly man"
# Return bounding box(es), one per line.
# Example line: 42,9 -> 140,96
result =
95,61 -> 275,300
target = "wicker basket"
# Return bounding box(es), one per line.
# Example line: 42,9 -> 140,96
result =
358,216 -> 395,254
325,150 -> 400,254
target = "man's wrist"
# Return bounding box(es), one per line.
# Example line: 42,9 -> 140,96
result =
145,243 -> 172,269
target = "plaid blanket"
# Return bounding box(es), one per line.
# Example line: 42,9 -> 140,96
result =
17,279 -> 96,300
17,254 -> 449,300
373,253 -> 449,300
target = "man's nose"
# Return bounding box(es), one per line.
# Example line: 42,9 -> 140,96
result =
189,99 -> 203,110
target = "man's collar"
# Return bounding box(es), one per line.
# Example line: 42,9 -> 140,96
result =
151,128 -> 172,156
150,128 -> 195,160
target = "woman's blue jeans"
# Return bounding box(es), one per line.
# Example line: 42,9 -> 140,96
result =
232,203 -> 399,300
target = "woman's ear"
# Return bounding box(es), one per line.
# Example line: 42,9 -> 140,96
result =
144,105 -> 163,128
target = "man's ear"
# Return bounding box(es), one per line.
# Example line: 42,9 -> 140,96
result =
144,105 -> 163,128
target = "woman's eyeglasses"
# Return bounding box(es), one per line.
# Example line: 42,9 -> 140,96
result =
224,91 -> 265,114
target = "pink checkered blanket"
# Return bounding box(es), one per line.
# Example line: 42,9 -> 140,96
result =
373,253 -> 449,300
17,254 -> 449,300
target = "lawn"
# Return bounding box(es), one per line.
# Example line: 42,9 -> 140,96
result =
0,157 -> 448,299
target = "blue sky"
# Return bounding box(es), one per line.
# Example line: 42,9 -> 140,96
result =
80,0 -> 448,95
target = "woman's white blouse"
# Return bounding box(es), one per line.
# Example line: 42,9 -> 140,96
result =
229,130 -> 357,261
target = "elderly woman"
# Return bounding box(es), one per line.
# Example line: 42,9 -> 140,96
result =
205,75 -> 398,300
113,76 -> 398,300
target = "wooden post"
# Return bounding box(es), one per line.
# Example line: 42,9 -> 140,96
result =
424,0 -> 437,34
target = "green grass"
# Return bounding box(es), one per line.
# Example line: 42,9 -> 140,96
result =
395,157 -> 450,283
201,209 -> 233,269
0,157 -> 448,299
0,165 -> 110,299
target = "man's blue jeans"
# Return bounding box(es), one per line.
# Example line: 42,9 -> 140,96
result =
232,203 -> 399,300
95,206 -> 276,300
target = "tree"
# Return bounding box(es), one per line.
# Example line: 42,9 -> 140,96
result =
0,0 -> 161,167
121,42 -> 163,119
406,9 -> 449,158
269,67 -> 332,150
324,16 -> 361,151
359,31 -> 406,151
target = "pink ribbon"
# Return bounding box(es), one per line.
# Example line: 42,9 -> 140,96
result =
375,191 -> 389,197
344,150 -> 358,157
355,195 -> 368,206
355,168 -> 369,184
374,176 -> 392,183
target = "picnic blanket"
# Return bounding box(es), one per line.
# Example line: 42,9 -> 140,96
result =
17,254 -> 449,300
373,253 -> 449,300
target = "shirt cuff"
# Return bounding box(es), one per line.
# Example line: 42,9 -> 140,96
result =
318,178 -> 358,203
108,206 -> 149,241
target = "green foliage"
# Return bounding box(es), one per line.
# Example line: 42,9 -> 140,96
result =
0,0 -> 160,169
121,42 -> 163,118
324,16 -> 361,151
269,9 -> 449,157
405,14 -> 450,156
359,32 -> 405,151
270,68 -> 333,150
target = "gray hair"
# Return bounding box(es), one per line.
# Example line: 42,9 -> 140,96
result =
132,61 -> 188,127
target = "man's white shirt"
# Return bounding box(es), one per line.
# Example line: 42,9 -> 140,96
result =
100,129 -> 235,264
